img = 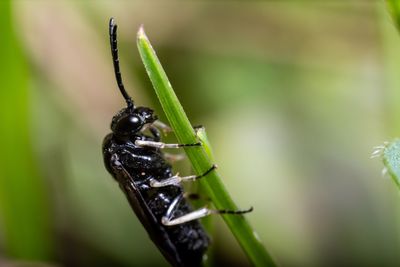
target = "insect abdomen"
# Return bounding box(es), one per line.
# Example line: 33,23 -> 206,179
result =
148,188 -> 209,266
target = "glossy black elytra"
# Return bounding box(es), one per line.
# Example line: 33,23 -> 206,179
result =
102,18 -> 253,267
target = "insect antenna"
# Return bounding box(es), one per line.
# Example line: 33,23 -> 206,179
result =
109,18 -> 134,109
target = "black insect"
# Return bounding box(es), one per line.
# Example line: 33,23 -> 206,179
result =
102,18 -> 252,267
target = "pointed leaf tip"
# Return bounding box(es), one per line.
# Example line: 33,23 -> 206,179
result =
137,24 -> 146,40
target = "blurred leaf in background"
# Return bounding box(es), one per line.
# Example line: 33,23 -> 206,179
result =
0,0 -> 53,262
387,0 -> 400,32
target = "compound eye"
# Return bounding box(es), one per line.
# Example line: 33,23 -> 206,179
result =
128,115 -> 140,125
114,115 -> 142,135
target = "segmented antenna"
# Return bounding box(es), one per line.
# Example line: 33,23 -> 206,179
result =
109,18 -> 134,109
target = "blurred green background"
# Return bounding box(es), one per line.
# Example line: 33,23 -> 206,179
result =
1,0 -> 400,266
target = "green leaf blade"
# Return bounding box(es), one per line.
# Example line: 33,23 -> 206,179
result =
383,140 -> 400,188
137,26 -> 277,267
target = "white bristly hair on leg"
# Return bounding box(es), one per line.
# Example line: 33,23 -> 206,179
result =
370,142 -> 388,159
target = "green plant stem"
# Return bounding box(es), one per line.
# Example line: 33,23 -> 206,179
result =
196,127 -> 216,267
137,26 -> 277,267
382,140 -> 400,189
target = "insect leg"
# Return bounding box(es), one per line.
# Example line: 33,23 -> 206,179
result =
153,120 -> 172,134
183,192 -> 211,202
149,126 -> 161,142
139,124 -> 161,140
142,122 -> 202,139
162,199 -> 253,226
163,153 -> 186,162
148,121 -> 202,136
149,165 -> 217,187
135,140 -> 201,149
